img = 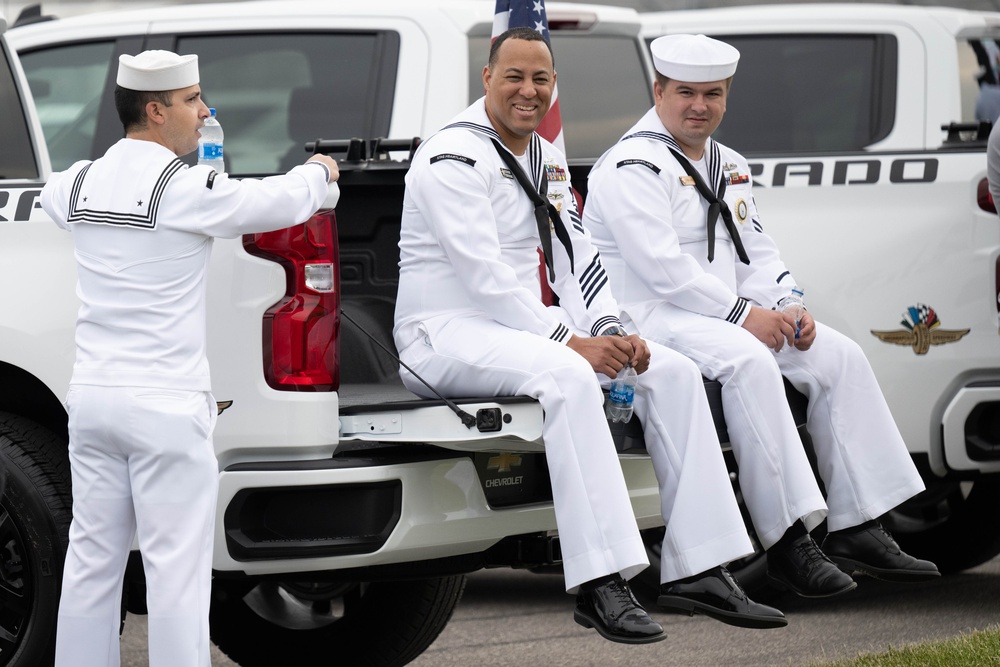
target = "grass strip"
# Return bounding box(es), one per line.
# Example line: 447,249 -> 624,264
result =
816,627 -> 1000,666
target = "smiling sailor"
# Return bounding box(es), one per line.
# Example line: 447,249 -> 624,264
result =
41,49 -> 338,667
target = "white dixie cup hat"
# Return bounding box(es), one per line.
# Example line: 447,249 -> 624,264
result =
117,50 -> 199,91
650,34 -> 739,82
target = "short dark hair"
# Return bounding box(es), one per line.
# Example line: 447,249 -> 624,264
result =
654,71 -> 733,90
114,85 -> 172,133
488,27 -> 554,69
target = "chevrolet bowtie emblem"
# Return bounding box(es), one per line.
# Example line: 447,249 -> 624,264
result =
487,452 -> 522,473
871,304 -> 969,355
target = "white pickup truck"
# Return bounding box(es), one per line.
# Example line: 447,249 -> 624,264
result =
640,2 -> 1000,577
3,1 -> 1000,665
0,3 -> 663,666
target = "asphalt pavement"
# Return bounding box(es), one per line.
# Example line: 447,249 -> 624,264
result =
120,554 -> 1000,666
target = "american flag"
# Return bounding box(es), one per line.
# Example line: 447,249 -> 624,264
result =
492,0 -> 566,154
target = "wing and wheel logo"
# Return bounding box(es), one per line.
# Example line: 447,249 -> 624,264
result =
871,304 -> 969,355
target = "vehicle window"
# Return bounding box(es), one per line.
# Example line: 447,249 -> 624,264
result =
0,41 -> 37,178
468,34 -> 654,161
176,32 -> 397,175
966,38 -> 1000,123
678,34 -> 898,155
18,41 -> 115,172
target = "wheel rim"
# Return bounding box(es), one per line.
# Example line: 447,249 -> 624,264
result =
0,504 -> 31,659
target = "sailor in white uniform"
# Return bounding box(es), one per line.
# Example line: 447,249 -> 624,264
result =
583,34 -> 939,598
394,28 -> 785,639
42,50 -> 338,667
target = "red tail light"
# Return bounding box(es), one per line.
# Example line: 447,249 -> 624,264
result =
979,178 -> 997,213
243,212 -> 340,391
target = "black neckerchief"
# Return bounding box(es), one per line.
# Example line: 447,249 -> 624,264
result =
490,138 -> 574,281
439,121 -> 574,281
622,131 -> 749,265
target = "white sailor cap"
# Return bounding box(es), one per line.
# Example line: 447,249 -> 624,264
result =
650,34 -> 739,83
117,50 -> 199,92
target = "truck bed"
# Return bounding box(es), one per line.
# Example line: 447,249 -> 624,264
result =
338,379 -> 538,412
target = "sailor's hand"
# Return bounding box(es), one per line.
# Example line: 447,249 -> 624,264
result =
567,334 -> 633,379
742,306 -> 796,352
794,311 -> 816,351
624,334 -> 650,375
306,154 -> 339,182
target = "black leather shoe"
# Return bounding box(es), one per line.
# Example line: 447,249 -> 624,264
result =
658,566 -> 787,629
822,524 -> 940,582
574,576 -> 667,644
767,533 -> 858,598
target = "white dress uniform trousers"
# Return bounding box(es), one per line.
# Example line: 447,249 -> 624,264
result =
395,101 -> 753,590
60,386 -> 218,667
42,138 -> 330,667
584,108 -> 925,548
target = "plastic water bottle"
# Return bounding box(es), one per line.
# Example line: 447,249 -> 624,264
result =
198,108 -> 225,172
779,287 -> 805,339
606,363 -> 638,423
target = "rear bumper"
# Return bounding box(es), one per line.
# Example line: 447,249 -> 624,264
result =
212,452 -> 662,576
941,380 -> 1000,474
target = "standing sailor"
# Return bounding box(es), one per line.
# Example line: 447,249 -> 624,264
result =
42,49 -> 338,666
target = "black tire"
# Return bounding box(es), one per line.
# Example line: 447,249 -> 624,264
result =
210,575 -> 466,666
883,473 -> 1000,574
0,413 -> 72,667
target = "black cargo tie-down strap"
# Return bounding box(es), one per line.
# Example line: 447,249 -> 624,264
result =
490,137 -> 574,282
622,131 -> 749,265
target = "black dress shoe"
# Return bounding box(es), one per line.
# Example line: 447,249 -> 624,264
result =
658,566 -> 787,629
574,576 -> 667,644
767,533 -> 858,598
822,524 -> 940,582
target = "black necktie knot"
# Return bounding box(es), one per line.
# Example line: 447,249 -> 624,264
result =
491,138 -> 575,281
668,148 -> 750,265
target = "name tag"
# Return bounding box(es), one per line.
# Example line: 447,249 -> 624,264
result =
679,175 -> 696,186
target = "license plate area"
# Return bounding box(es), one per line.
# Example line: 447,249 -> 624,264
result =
473,451 -> 553,508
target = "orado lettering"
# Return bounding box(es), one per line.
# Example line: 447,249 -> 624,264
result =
749,157 -> 940,187
0,188 -> 44,222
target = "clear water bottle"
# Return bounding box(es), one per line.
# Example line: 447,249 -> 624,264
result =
198,107 -> 225,172
606,363 -> 638,423
779,287 -> 805,339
